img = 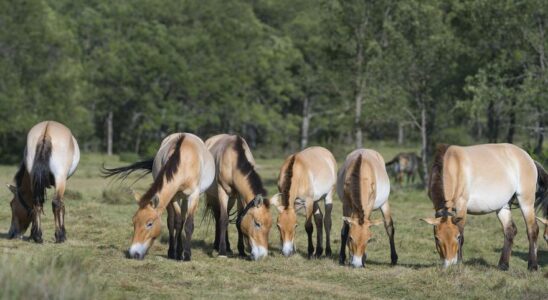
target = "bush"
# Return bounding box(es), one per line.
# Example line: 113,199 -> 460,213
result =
118,152 -> 140,163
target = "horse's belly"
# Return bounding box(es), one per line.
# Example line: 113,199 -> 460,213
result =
467,190 -> 514,214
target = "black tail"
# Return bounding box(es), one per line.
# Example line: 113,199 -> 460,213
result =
385,155 -> 398,167
101,159 -> 154,181
428,144 -> 450,210
32,138 -> 53,207
534,161 -> 548,217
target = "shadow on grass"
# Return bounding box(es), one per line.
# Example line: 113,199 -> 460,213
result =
510,249 -> 547,267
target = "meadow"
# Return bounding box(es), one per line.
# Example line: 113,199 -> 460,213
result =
0,146 -> 546,299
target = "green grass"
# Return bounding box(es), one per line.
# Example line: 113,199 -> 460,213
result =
0,151 -> 546,299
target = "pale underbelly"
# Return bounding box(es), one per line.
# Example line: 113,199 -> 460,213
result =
467,192 -> 515,214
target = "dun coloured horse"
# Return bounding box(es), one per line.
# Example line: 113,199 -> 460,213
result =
421,143 -> 548,270
8,121 -> 80,243
337,149 -> 398,268
270,147 -> 336,258
385,152 -> 423,187
204,134 -> 272,260
103,133 -> 214,260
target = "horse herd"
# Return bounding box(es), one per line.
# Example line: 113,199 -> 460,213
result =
5,121 -> 548,271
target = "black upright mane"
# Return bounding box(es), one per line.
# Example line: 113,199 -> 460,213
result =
281,154 -> 296,208
350,155 -> 365,225
140,134 -> 185,207
234,136 -> 268,206
429,144 -> 450,211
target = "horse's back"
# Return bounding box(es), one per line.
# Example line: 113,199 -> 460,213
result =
296,146 -> 337,199
446,143 -> 536,213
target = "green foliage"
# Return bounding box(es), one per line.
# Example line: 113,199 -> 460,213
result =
0,0 -> 546,161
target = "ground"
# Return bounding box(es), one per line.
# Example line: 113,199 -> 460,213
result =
0,145 -> 546,299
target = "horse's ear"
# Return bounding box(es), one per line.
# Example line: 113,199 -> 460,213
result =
253,194 -> 263,208
151,195 -> 160,208
269,193 -> 283,213
420,217 -> 441,226
7,184 -> 16,195
366,219 -> 384,227
536,217 -> 548,225
342,216 -> 357,226
132,190 -> 141,204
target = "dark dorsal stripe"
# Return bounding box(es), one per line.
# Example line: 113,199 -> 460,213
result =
281,154 -> 296,208
234,136 -> 267,204
428,144 -> 450,212
140,134 -> 185,207
350,155 -> 365,225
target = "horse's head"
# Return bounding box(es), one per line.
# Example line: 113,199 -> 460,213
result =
421,216 -> 462,267
271,194 -> 297,256
343,216 -> 383,268
7,184 -> 32,239
237,195 -> 272,260
537,217 -> 548,244
128,195 -> 162,260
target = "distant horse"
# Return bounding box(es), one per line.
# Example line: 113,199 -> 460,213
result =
337,149 -> 398,268
421,144 -> 548,270
103,133 -> 214,260
204,134 -> 272,260
270,147 -> 336,258
8,121 -> 80,243
385,152 -> 423,186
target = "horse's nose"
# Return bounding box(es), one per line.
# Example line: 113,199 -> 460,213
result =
132,252 -> 143,260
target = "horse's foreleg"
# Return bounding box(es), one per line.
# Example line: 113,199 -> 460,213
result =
380,202 -> 398,265
173,200 -> 184,260
30,205 -> 43,243
166,202 -> 176,259
339,222 -> 349,265
313,201 -> 323,258
182,191 -> 200,261
51,181 -> 66,243
496,206 -> 517,270
324,200 -> 333,257
217,189 -> 230,257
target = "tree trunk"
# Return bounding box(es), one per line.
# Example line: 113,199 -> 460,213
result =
534,116 -> 544,155
398,122 -> 405,145
487,100 -> 499,143
355,91 -> 363,148
300,96 -> 311,150
506,98 -> 516,143
106,110 -> 113,156
420,103 -> 429,187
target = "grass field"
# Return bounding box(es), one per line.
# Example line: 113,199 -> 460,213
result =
0,146 -> 546,299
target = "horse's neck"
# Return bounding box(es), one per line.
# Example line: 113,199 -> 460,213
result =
155,182 -> 183,213
233,171 -> 257,204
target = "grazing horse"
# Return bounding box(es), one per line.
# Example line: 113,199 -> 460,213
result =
204,134 -> 272,260
8,121 -> 80,243
103,133 -> 214,260
270,147 -> 336,258
421,143 -> 548,270
385,152 -> 423,186
337,149 -> 398,268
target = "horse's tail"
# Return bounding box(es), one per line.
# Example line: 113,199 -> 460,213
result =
101,159 -> 154,181
534,161 -> 548,217
31,137 -> 53,207
428,144 -> 450,207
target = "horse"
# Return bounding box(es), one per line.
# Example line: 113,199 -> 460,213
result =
204,134 -> 272,260
270,146 -> 336,258
337,149 -> 398,268
385,152 -> 423,187
102,133 -> 214,260
421,143 -> 548,271
8,121 -> 80,243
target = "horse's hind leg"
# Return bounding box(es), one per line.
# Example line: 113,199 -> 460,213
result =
182,191 -> 200,261
518,193 -> 539,271
313,201 -> 324,258
51,179 -> 67,243
496,206 -> 517,270
380,202 -> 398,265
166,202 -> 176,259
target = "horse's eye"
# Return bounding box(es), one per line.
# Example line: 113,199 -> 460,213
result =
348,236 -> 353,243
254,220 -> 261,229
146,221 -> 153,229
